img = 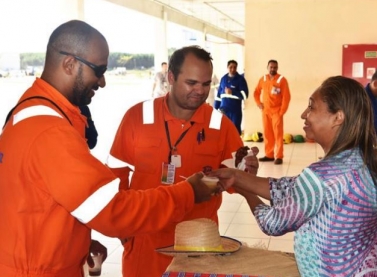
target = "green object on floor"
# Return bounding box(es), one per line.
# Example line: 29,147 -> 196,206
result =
293,134 -> 305,143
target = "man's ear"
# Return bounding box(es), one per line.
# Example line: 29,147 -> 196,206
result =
371,80 -> 377,92
61,55 -> 76,76
167,70 -> 175,85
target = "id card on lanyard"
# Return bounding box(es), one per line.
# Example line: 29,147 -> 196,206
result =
161,163 -> 175,184
161,121 -> 193,184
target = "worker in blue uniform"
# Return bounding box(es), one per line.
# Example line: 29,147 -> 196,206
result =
365,71 -> 377,134
214,60 -> 249,135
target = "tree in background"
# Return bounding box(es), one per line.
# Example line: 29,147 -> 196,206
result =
20,50 -> 176,71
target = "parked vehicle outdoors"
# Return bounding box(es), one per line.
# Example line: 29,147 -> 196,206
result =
0,70 -> 9,78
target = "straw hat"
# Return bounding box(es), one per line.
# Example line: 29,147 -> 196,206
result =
156,218 -> 241,256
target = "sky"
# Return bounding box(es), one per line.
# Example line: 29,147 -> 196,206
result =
0,0 -> 196,54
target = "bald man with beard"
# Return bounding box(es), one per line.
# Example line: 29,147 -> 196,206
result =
0,20 -> 213,277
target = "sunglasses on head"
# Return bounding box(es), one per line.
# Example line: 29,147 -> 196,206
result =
59,51 -> 107,78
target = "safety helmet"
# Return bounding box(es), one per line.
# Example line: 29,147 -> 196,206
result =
283,133 -> 293,144
293,134 -> 305,143
251,132 -> 263,142
243,133 -> 253,142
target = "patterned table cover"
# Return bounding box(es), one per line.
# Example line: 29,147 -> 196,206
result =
162,272 -> 267,277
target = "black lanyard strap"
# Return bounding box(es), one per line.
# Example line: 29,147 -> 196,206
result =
164,121 -> 194,163
3,96 -> 72,129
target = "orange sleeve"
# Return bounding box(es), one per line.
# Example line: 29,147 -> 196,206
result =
253,77 -> 263,106
279,77 -> 291,115
108,105 -> 140,190
88,180 -> 195,238
31,123 -> 195,239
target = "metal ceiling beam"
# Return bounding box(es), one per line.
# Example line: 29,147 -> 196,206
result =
103,0 -> 244,45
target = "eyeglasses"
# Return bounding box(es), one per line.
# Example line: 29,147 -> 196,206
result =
59,51 -> 107,78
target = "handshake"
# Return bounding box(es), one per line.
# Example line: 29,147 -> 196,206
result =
186,146 -> 259,203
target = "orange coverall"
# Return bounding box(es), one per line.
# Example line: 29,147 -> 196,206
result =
0,78 -> 196,277
108,95 -> 243,277
254,74 -> 291,159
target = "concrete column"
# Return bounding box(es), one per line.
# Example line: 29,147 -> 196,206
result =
77,0 -> 85,20
154,9 -> 168,69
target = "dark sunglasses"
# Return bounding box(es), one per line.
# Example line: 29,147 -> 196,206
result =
59,51 -> 107,78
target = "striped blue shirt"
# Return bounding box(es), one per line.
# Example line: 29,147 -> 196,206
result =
255,148 -> 377,276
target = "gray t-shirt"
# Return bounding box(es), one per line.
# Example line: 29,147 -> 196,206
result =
154,71 -> 168,97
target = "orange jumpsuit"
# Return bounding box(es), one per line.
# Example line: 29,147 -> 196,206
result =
0,78 -> 196,277
108,95 -> 243,277
254,74 -> 291,159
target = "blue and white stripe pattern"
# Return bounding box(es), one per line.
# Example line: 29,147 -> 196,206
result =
255,148 -> 377,276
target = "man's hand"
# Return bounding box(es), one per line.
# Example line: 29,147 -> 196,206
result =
87,240 -> 107,268
187,172 -> 215,203
258,103 -> 264,110
225,87 -> 232,95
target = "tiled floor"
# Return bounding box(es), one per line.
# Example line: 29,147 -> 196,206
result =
87,141 -> 323,277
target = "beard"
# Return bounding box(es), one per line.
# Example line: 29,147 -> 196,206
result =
269,70 -> 277,76
72,65 -> 92,106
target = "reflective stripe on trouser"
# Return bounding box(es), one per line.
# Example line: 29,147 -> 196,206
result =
262,111 -> 284,159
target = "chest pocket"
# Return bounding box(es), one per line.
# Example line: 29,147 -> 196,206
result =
271,83 -> 281,95
193,142 -> 222,171
134,137 -> 163,174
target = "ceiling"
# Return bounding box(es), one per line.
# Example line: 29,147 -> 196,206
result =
105,0 -> 245,44
152,0 -> 245,40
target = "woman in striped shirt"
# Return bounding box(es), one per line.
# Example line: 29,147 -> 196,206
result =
210,76 -> 377,276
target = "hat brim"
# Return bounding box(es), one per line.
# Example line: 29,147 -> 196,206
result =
155,236 -> 242,257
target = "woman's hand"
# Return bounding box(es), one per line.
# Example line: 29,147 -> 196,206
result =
207,168 -> 238,192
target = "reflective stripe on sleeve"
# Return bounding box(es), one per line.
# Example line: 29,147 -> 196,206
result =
71,178 -> 119,223
13,105 -> 62,125
220,94 -> 241,100
142,99 -> 155,124
263,75 -> 267,81
106,154 -> 135,170
209,109 -> 222,130
277,75 -> 284,83
240,90 -> 247,100
214,96 -> 221,101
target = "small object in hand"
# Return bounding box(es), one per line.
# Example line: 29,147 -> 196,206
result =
201,176 -> 219,190
234,146 -> 250,168
88,253 -> 103,276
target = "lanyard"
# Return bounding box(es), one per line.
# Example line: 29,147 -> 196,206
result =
164,121 -> 193,163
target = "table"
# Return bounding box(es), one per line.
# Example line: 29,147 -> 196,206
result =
162,245 -> 299,277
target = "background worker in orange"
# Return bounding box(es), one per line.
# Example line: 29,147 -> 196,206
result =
108,46 -> 244,277
254,59 -> 291,165
0,20 -> 214,277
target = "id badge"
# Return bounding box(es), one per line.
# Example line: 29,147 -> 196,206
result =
161,162 -> 175,184
171,154 -> 182,168
271,86 -> 280,95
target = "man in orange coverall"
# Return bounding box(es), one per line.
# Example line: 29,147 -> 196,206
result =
254,60 -> 291,165
0,20 -> 214,277
107,46 -> 244,277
